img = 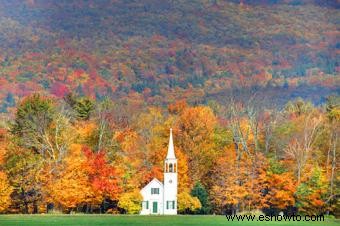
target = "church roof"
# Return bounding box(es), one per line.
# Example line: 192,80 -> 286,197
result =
166,128 -> 176,159
141,178 -> 163,192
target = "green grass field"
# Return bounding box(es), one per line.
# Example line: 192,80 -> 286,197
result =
0,215 -> 338,226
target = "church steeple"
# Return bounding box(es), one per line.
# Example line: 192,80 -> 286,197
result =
163,128 -> 178,215
166,128 -> 176,159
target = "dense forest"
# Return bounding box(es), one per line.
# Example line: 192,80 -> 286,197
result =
0,94 -> 339,215
0,0 -> 339,216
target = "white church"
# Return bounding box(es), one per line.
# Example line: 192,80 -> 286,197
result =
140,128 -> 178,215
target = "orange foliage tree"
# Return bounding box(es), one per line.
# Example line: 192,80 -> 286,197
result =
48,144 -> 96,212
83,146 -> 121,201
176,106 -> 219,182
258,158 -> 296,212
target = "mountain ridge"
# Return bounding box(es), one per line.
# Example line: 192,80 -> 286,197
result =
0,0 -> 338,112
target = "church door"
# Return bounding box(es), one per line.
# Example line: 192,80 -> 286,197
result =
152,202 -> 158,213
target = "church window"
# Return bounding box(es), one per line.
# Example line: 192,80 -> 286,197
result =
166,201 -> 176,209
142,201 -> 149,209
169,163 -> 173,172
174,163 -> 177,172
151,188 -> 159,195
166,163 -> 168,172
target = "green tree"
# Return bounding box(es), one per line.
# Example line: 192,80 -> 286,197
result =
326,95 -> 340,122
11,93 -> 74,163
64,93 -> 94,120
11,94 -> 55,153
74,98 -> 94,120
191,182 -> 211,214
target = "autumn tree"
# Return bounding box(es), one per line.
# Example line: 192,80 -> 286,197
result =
5,146 -> 43,214
83,147 -> 121,202
222,98 -> 268,212
0,128 -> 13,213
262,109 -> 279,154
178,191 -> 201,214
92,98 -> 116,152
296,167 -> 329,215
285,111 -> 323,183
0,171 -> 12,212
168,100 -> 187,115
176,106 -> 218,182
209,142 -> 269,214
114,129 -> 148,191
48,144 -> 95,212
260,158 -> 296,214
176,149 -> 191,193
117,190 -> 142,214
325,95 -> 339,212
210,147 -> 248,214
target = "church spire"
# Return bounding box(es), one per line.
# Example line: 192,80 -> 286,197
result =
166,128 -> 176,159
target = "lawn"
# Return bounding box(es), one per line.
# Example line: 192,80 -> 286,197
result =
0,215 -> 339,226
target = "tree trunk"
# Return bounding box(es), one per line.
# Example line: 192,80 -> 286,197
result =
330,133 -> 337,197
33,200 -> 38,214
24,202 -> 29,214
234,139 -> 241,214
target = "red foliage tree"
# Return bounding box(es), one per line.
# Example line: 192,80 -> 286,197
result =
83,147 -> 121,200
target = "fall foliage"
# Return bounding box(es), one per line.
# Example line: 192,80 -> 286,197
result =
0,1 -> 338,113
0,94 -> 338,216
118,190 -> 143,214
0,171 -> 12,212
0,0 -> 338,216
178,192 -> 201,214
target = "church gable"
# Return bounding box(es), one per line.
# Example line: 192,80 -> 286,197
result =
140,178 -> 163,195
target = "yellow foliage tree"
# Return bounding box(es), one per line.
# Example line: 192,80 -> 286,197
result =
178,191 -> 201,214
176,148 -> 191,193
0,171 -> 12,212
117,190 -> 143,214
209,145 -> 268,213
75,121 -> 97,143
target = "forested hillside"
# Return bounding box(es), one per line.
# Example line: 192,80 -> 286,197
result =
0,0 -> 339,113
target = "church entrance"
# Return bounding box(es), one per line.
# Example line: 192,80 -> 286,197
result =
152,202 -> 158,214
